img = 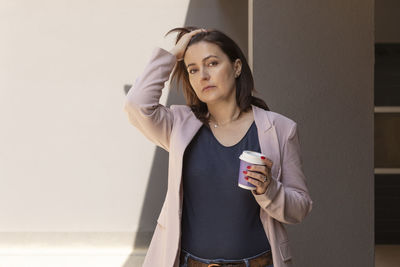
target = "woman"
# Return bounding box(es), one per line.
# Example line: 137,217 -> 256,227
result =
124,27 -> 313,267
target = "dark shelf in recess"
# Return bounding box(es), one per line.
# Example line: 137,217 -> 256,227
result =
375,174 -> 400,244
375,43 -> 400,106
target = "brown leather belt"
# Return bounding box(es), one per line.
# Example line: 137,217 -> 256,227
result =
179,250 -> 273,267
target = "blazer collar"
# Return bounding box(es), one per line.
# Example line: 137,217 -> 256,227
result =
251,104 -> 272,133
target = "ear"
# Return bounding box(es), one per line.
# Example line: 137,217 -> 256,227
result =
234,58 -> 242,74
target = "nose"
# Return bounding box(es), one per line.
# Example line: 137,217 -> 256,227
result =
200,67 -> 210,80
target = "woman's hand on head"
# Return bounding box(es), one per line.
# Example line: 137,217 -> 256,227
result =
169,28 -> 207,61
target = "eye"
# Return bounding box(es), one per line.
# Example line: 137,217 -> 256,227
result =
188,61 -> 218,75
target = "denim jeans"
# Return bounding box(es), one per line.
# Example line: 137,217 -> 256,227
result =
179,248 -> 274,267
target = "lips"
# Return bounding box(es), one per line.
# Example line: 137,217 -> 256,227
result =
202,86 -> 215,91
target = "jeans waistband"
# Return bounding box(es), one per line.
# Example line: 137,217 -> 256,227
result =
179,248 -> 272,267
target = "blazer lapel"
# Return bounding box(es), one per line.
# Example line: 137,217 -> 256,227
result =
175,111 -> 203,157
252,104 -> 282,180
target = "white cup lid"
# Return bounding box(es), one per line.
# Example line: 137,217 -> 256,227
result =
239,150 -> 266,165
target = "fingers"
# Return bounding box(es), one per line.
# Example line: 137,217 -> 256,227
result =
243,170 -> 265,183
246,174 -> 270,191
186,29 -> 206,39
175,28 -> 206,61
191,28 -> 207,34
246,176 -> 264,186
245,170 -> 271,187
260,156 -> 273,167
245,156 -> 273,183
245,156 -> 273,194
247,159 -> 272,173
247,165 -> 267,174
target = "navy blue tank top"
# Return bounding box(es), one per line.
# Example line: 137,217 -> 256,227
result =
180,120 -> 271,259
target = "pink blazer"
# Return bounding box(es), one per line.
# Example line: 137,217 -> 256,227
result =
123,47 -> 313,267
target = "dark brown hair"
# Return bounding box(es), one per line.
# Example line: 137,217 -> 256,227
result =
164,26 -> 270,128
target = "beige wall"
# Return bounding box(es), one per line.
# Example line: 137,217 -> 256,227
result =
0,0 -> 189,253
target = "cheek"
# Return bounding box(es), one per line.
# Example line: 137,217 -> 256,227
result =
189,80 -> 199,93
188,79 -> 200,95
216,67 -> 234,82
215,70 -> 235,90
190,77 -> 205,93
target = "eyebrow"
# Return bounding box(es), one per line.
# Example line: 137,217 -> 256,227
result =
186,55 -> 219,69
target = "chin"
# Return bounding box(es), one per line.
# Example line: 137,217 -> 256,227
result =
202,97 -> 223,105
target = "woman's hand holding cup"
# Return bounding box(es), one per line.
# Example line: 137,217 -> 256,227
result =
238,151 -> 273,195
245,156 -> 273,195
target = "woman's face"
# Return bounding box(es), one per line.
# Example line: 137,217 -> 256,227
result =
183,41 -> 241,105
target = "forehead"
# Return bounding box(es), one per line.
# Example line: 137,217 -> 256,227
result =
184,41 -> 226,65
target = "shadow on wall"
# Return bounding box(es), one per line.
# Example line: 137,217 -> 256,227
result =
122,0 -> 248,266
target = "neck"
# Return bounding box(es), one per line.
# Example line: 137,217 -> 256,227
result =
207,100 -> 241,126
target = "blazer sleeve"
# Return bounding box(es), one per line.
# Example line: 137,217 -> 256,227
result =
252,123 -> 313,224
123,47 -> 177,152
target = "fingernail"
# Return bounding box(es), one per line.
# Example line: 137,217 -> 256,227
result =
243,171 -> 247,174
261,156 -> 266,160
245,177 -> 248,180
246,166 -> 251,169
